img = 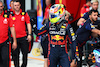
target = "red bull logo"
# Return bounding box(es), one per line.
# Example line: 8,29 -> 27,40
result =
51,35 -> 64,41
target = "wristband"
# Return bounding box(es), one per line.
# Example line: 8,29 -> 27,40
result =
28,34 -> 31,35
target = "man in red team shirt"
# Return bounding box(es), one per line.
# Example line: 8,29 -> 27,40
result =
11,1 -> 32,67
80,0 -> 91,17
0,1 -> 17,67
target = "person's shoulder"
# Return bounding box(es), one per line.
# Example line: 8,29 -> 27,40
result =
85,19 -> 91,23
82,4 -> 87,8
84,12 -> 89,15
21,10 -> 26,16
3,10 -> 10,18
81,4 -> 87,9
82,12 -> 89,20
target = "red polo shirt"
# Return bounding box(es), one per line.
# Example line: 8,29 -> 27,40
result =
80,4 -> 90,17
0,11 -> 13,44
44,4 -> 51,19
10,9 -> 30,38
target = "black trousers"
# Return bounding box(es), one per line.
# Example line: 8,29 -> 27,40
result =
0,39 -> 9,67
77,46 -> 83,67
12,37 -> 29,67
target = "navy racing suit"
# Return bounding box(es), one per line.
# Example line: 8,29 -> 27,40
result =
34,20 -> 79,67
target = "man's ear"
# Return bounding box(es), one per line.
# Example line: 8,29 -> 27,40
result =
20,4 -> 21,7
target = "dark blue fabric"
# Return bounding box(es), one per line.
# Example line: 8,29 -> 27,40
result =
34,20 -> 77,67
82,12 -> 89,20
76,19 -> 95,44
49,45 -> 70,67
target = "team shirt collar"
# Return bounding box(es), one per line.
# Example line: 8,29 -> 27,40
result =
13,9 -> 22,15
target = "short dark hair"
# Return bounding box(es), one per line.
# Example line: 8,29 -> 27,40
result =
86,0 -> 91,3
88,9 -> 98,15
13,0 -> 20,3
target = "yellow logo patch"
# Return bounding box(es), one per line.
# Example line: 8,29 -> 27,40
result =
12,17 -> 16,20
91,25 -> 95,28
4,14 -> 7,18
61,26 -> 66,29
71,33 -> 75,36
22,12 -> 25,15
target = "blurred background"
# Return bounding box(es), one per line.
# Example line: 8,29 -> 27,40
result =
2,0 -> 100,33
1,0 -> 100,67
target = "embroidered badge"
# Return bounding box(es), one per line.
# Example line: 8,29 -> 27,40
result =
4,14 -> 7,18
22,12 -> 25,15
12,17 -> 16,21
3,19 -> 8,24
21,16 -> 25,21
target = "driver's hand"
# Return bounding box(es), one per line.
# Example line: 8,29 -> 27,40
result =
70,59 -> 77,67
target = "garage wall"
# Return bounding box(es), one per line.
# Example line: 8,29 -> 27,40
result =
98,0 -> 100,12
25,0 -> 31,11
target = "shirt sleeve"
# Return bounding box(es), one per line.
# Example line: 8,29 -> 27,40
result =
80,7 -> 85,17
82,12 -> 89,20
25,13 -> 30,24
85,23 -> 95,30
67,24 -> 79,59
34,22 -> 49,36
9,15 -> 14,27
